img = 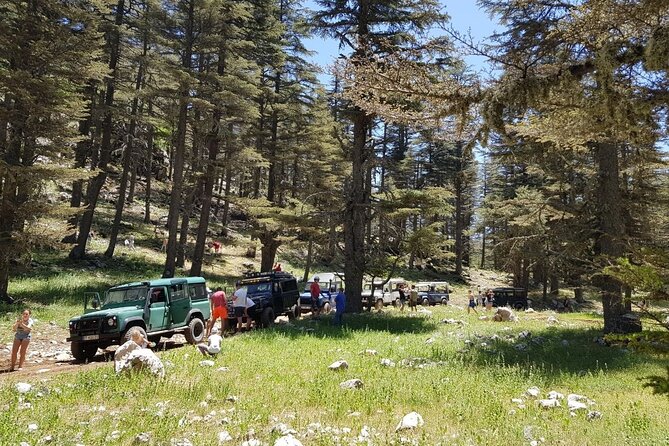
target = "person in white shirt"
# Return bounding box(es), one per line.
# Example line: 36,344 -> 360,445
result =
197,327 -> 223,356
232,281 -> 254,332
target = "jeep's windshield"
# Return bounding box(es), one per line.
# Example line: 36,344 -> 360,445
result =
104,286 -> 149,305
242,282 -> 271,296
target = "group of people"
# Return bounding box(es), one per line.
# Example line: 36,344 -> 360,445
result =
309,276 -> 346,325
395,283 -> 419,312
467,287 -> 495,314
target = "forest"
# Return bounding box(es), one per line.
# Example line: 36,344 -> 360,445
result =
1,0 -> 668,334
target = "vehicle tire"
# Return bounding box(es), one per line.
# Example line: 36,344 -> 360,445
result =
322,302 -> 331,314
288,304 -> 300,320
124,325 -> 148,343
441,298 -> 448,305
184,317 -> 205,344
375,298 -> 384,310
394,298 -> 400,307
261,307 -> 275,328
422,298 -> 429,306
71,341 -> 98,362
513,302 -> 526,311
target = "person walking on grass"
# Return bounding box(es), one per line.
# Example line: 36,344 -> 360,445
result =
333,288 -> 346,326
409,284 -> 418,311
467,290 -> 478,314
207,287 -> 227,338
10,308 -> 34,371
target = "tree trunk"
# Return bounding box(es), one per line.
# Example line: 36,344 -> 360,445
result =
143,115 -> 154,224
163,0 -> 194,278
260,231 -> 280,272
69,0 -> 126,260
594,142 -> 637,333
454,140 -> 464,276
105,52 -> 145,258
303,239 -> 313,283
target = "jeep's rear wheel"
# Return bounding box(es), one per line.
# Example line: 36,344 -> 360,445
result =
441,298 -> 448,305
261,307 -> 275,328
71,341 -> 98,362
322,302 -> 331,314
184,318 -> 205,344
394,298 -> 400,307
124,326 -> 148,344
375,298 -> 384,310
422,298 -> 429,306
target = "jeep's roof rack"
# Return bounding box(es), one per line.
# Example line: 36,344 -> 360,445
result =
241,271 -> 295,280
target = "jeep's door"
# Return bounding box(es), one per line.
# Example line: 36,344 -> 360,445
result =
146,287 -> 169,331
168,281 -> 190,327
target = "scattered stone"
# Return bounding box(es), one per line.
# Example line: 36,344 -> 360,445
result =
28,423 -> 38,432
568,400 -> 588,411
217,367 -> 230,372
340,379 -> 364,390
54,353 -> 72,362
538,399 -> 561,409
328,360 -> 349,370
16,383 -> 32,394
18,402 -> 32,410
478,316 -> 489,321
518,331 -> 531,339
425,337 -> 435,344
493,307 -> 517,322
241,440 -> 262,446
380,358 -> 395,367
199,360 -> 215,367
547,316 -> 559,325
135,432 -> 151,443
36,368 -> 52,374
226,395 -> 238,403
362,349 -> 378,356
114,341 -> 165,378
524,308 -> 535,313
561,340 -> 569,346
441,319 -> 465,325
395,412 -> 424,431
348,411 -> 361,417
274,435 -> 303,446
526,387 -> 541,397
271,424 -> 297,436
514,343 -> 528,351
587,410 -> 602,420
171,439 -> 193,446
218,431 -> 232,443
42,435 -> 54,443
547,391 -> 564,400
107,430 -> 121,440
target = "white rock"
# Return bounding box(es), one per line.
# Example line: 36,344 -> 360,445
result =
524,308 -> 535,313
171,439 -> 193,446
547,316 -> 559,324
328,360 -> 348,370
380,358 -> 395,367
217,367 -> 230,372
28,423 -> 38,432
107,430 -> 121,440
395,412 -> 424,431
547,391 -> 564,400
514,343 -> 528,351
526,387 -> 541,397
226,395 -> 238,402
16,383 -> 32,394
241,440 -> 262,446
218,431 -> 232,443
135,432 -> 151,443
340,379 -> 364,389
274,435 -> 303,446
511,398 -> 524,404
36,369 -> 51,374
271,423 -> 297,436
54,353 -> 72,362
568,400 -> 588,411
363,349 -> 378,355
199,360 -> 215,367
20,442 -> 30,446
425,338 -> 435,344
114,341 -> 164,377
587,410 -> 602,420
538,399 -> 560,408
561,340 -> 569,346
42,435 -> 54,443
442,319 -> 465,325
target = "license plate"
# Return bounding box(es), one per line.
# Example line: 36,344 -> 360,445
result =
82,334 -> 100,341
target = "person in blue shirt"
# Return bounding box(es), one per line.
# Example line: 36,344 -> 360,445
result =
334,288 -> 346,326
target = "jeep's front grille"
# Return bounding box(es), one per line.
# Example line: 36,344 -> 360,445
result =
79,318 -> 101,331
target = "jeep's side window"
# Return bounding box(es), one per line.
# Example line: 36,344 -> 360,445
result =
189,283 -> 207,300
282,280 -> 297,292
171,284 -> 186,301
150,288 -> 166,303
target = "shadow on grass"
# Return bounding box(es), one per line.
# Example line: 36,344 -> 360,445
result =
449,325 -> 667,377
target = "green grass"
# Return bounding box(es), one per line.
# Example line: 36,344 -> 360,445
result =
1,307 -> 668,445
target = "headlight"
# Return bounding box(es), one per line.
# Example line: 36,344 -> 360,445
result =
107,316 -> 117,327
69,321 -> 78,331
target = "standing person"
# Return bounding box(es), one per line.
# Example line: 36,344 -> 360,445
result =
310,276 -> 321,317
485,289 -> 494,311
397,284 -> 406,312
10,308 -> 34,371
333,288 -> 346,326
467,290 -> 478,314
409,284 -> 418,311
232,282 -> 250,332
207,287 -> 227,338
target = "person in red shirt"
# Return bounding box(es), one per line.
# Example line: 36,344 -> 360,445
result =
310,277 -> 321,317
207,287 -> 227,338
212,240 -> 222,254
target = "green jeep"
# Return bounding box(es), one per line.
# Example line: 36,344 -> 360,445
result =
67,277 -> 211,362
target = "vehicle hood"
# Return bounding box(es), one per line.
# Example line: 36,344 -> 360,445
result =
70,307 -> 138,321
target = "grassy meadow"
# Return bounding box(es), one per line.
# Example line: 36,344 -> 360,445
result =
1,302 -> 668,445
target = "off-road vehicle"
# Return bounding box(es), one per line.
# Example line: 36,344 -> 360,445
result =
67,277 -> 211,362
492,287 -> 529,310
231,271 -> 300,327
298,272 -> 344,314
415,281 -> 450,306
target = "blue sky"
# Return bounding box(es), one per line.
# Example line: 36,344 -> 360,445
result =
302,1 -> 499,79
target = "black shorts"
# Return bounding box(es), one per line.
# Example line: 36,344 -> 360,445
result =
234,307 -> 245,318
311,298 -> 319,311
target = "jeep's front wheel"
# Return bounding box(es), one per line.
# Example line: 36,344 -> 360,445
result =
184,318 -> 205,344
71,342 -> 98,362
322,302 -> 331,314
261,307 -> 275,328
441,298 -> 448,305
288,304 -> 300,320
